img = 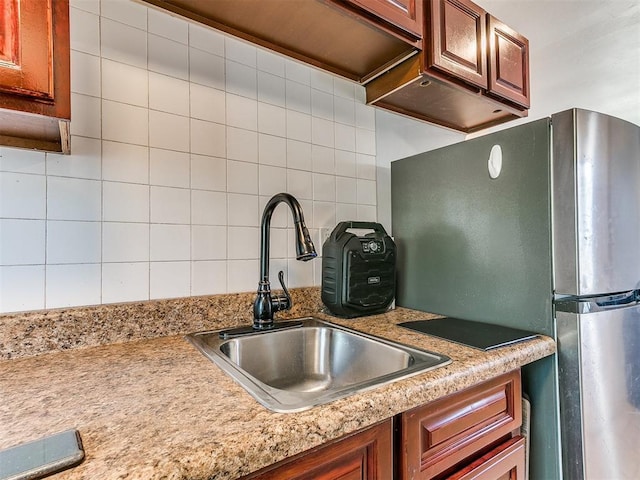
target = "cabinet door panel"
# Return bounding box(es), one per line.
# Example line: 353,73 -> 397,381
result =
446,436 -> 526,480
0,0 -> 53,99
487,16 -> 530,108
426,0 -> 487,88
345,0 -> 423,38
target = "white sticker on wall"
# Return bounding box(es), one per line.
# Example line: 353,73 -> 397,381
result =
488,144 -> 503,179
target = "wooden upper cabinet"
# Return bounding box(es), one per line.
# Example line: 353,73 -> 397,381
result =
142,0 -> 420,83
426,0 -> 488,89
487,15 -> 530,108
0,0 -> 70,153
344,0 -> 423,39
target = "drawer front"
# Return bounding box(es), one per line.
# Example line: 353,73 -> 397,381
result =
447,436 -> 526,480
401,370 -> 522,479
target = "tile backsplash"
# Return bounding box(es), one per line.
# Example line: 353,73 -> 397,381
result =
0,0 -> 377,314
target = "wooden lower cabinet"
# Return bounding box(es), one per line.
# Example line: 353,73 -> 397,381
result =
243,371 -> 522,480
242,418 -> 393,480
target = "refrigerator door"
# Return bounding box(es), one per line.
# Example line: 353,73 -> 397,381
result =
552,109 -> 640,296
557,299 -> 640,479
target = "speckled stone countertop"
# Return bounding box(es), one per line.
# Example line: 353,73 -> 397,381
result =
0,293 -> 555,479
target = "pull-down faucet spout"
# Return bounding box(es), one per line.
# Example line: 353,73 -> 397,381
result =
253,193 -> 316,330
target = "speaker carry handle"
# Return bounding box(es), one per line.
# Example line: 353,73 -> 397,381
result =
329,221 -> 388,242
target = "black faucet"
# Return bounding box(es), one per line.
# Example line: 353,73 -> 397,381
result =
253,193 -> 317,330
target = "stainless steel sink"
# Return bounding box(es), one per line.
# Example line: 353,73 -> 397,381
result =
187,317 -> 451,412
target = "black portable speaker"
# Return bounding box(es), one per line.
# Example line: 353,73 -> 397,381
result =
321,221 -> 396,318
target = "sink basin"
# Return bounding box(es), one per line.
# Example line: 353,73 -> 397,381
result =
187,317 -> 451,412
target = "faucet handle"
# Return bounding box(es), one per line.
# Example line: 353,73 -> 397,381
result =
272,270 -> 292,312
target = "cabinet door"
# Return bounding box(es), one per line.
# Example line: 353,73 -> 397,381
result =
447,436 -> 526,480
0,0 -> 54,100
243,419 -> 393,480
344,0 -> 423,38
426,0 -> 488,89
399,371 -> 522,479
487,15 -> 530,108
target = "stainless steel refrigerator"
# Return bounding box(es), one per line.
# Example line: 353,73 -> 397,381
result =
391,108 -> 640,480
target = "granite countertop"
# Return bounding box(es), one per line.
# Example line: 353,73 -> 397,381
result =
0,307 -> 555,480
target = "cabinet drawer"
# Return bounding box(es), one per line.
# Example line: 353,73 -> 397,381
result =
447,436 -> 526,480
400,370 -> 521,479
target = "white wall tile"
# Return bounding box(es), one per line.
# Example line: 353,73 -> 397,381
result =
334,97 -> 355,126
286,140 -> 312,171
227,194 -> 258,226
335,123 -> 356,152
227,128 -> 258,163
103,182 -> 149,222
71,94 -> 101,138
226,60 -> 257,99
355,103 -> 376,130
102,141 -> 149,184
190,119 -> 226,157
192,225 -> 226,260
310,69 -> 334,93
47,221 -> 101,264
101,18 -> 147,68
149,110 -> 190,152
149,72 -> 190,116
257,71 -> 286,106
150,261 -> 190,299
286,80 -> 311,114
357,179 -> 377,205
257,49 -> 285,77
150,186 -> 190,224
287,170 -> 312,201
313,201 -> 336,229
357,153 -> 376,180
227,226 -> 259,259
102,58 -> 148,107
312,117 -> 334,148
285,60 -> 311,85
102,100 -> 149,145
335,149 -> 356,178
1,148 -> 46,175
191,190 -> 226,225
354,85 -> 366,104
311,89 -> 333,121
257,103 -> 286,137
191,154 -> 226,191
188,23 -> 224,56
47,177 -> 101,221
0,219 -> 45,265
0,266 -> 45,312
268,258 -> 288,287
70,7 -> 100,56
47,136 -> 102,180
148,34 -> 189,80
336,177 -> 357,204
334,77 -> 355,99
227,160 -> 258,194
190,83 -> 225,123
101,0 -> 147,29
189,48 -> 225,90
71,0 -> 100,15
192,260 -> 226,295
355,127 -> 376,155
312,145 -> 335,174
226,94 -> 258,130
148,8 -> 188,44
269,227 -> 288,258
313,173 -> 336,202
150,148 -> 190,188
150,224 -> 190,261
259,165 -> 287,197
227,259 -> 258,293
71,50 -> 101,97
102,262 -> 149,304
46,264 -> 101,309
286,111 -> 311,143
336,203 -> 358,223
357,205 -> 377,222
103,222 -> 149,262
287,258 -> 314,288
226,37 -> 257,67
259,195 -> 288,228
0,173 -> 46,219
258,134 -> 287,167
